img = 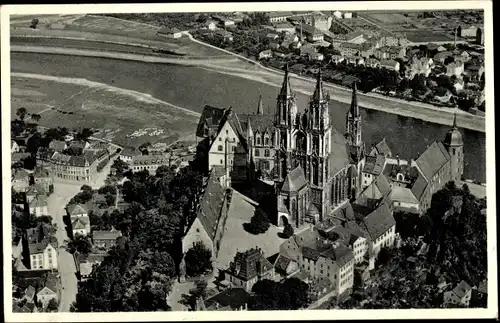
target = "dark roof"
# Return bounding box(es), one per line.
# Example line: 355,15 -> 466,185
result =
227,247 -> 274,281
363,155 -> 386,175
296,23 -> 323,36
204,288 -> 251,310
158,26 -> 181,34
453,280 -> 472,299
194,171 -> 228,240
196,105 -> 226,138
72,216 -> 90,229
361,201 -> 395,240
411,173 -> 429,201
121,147 -> 142,157
274,254 -> 293,274
320,245 -> 354,267
416,141 -> 450,181
240,113 -> 274,133
25,285 -> 36,299
374,138 -> 392,157
374,174 -> 392,197
11,152 -> 31,162
282,166 -> 307,192
383,164 -> 420,184
29,194 -> 48,208
93,230 -> 122,241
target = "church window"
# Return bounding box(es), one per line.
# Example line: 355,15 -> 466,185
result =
256,136 -> 261,146
453,148 -> 456,154
255,149 -> 260,157
232,146 -> 235,152
218,145 -> 223,152
265,149 -> 270,157
226,130 -> 228,134
265,137 -> 270,146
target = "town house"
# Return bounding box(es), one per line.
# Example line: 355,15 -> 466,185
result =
25,223 -> 58,270
224,247 -> 275,292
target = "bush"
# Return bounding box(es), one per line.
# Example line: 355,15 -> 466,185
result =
184,241 -> 212,277
98,185 -> 116,195
278,223 -> 294,239
243,207 -> 270,235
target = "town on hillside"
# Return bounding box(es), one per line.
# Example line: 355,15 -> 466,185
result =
8,6 -> 490,317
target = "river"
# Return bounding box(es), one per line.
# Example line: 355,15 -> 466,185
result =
11,52 -> 486,182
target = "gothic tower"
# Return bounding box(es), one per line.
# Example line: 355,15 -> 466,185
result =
300,67 -> 333,219
345,82 -> 365,198
443,113 -> 464,182
274,63 -> 297,185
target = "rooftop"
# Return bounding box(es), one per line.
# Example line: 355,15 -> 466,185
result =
227,247 -> 274,281
415,141 -> 450,181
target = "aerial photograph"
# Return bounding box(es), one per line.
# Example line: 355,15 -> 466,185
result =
6,3 -> 493,318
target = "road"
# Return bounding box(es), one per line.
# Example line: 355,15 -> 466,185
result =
47,180 -> 82,312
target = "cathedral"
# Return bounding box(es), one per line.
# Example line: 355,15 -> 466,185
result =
196,65 -> 364,228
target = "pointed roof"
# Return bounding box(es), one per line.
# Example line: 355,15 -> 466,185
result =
67,204 -> 87,216
312,67 -> 326,102
279,63 -> 293,98
257,95 -> 264,115
72,216 -> 90,230
416,141 -> 451,181
350,81 -> 359,117
281,166 -> 307,192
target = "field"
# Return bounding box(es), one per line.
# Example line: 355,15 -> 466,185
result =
11,14 -> 228,57
365,13 -> 410,24
11,75 -> 199,148
404,30 -> 455,43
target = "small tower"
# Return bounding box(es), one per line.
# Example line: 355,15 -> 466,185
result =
443,113 -> 464,182
346,81 -> 362,148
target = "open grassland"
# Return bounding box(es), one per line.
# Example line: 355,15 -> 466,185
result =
11,14 -> 227,57
11,75 -> 199,148
365,13 -> 410,24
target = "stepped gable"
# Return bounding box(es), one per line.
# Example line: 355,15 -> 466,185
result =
227,247 -> 273,281
194,170 -> 228,240
196,105 -> 226,138
281,166 -> 307,192
415,141 -> 450,181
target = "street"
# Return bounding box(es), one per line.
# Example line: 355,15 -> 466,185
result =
47,180 -> 82,312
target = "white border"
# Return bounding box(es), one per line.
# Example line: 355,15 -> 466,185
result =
2,1 -> 496,322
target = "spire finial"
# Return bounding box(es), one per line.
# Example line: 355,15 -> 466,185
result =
350,81 -> 359,117
452,112 -> 458,129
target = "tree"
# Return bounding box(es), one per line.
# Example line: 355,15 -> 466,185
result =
30,18 -> 39,29
243,207 -> 270,234
105,193 -> 116,207
47,298 -> 59,311
31,113 -> 41,122
16,107 -> 27,121
75,128 -> 94,141
26,132 -> 43,156
180,280 -> 208,311
110,158 -> 129,177
184,242 -> 213,277
98,185 -> 116,195
66,234 -> 93,255
249,278 -> 310,310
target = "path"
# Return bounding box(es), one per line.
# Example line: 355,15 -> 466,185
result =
47,180 -> 82,312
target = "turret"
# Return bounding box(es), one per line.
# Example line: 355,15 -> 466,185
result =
443,113 -> 464,181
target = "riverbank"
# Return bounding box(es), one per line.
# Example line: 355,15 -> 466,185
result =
10,44 -> 485,133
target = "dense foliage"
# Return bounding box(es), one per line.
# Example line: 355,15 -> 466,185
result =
184,242 -> 213,277
243,207 -> 270,234
335,182 -> 487,309
249,278 -> 310,310
72,165 -> 205,311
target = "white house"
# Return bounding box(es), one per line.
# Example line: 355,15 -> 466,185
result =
331,55 -> 345,64
67,204 -> 88,218
258,49 -> 273,60
12,140 -> 20,153
72,215 -> 91,237
444,280 -> 472,307
446,61 -> 464,77
380,59 -> 400,72
36,273 -> 59,308
29,240 -> 58,270
206,20 -> 217,31
343,12 -> 353,19
333,10 -> 343,19
157,26 -> 183,38
29,195 -> 49,217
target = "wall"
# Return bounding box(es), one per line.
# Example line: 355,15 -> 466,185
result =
182,217 -> 214,259
208,120 -> 241,173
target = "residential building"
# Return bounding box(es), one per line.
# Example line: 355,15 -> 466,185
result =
12,168 -> 30,192
157,26 -> 183,38
358,173 -> 392,203
36,272 -> 60,308
359,200 -> 396,259
33,167 -> 54,194
369,138 -> 393,158
444,280 -> 472,307
345,31 -> 365,44
361,155 -> 387,188
380,59 -> 400,72
29,195 -> 49,217
309,52 -> 324,61
119,147 -> 142,164
407,56 -> 434,79
333,11 -> 342,19
214,30 -> 234,42
130,155 -> 170,174
258,49 -> 273,60
203,288 -> 251,311
339,42 -> 360,57
433,51 -> 453,65
446,61 -> 464,77
459,25 -> 479,38
25,223 -> 58,270
72,216 -> 91,237
67,204 -> 88,218
274,22 -> 296,34
92,229 -> 122,250
365,58 -> 380,68
266,32 -> 279,40
343,12 -> 353,19
25,185 -> 44,203
36,148 -> 109,183
12,140 -> 20,153
464,65 -> 485,82
331,55 -> 345,64
205,20 -> 217,31
224,247 -> 275,292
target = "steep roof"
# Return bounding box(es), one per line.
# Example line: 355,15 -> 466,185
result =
240,113 -> 274,133
196,105 -> 227,138
194,171 -> 228,240
48,140 -> 67,151
360,174 -> 391,201
453,280 -> 472,299
282,166 -> 307,192
411,174 -> 429,201
67,204 -> 87,216
416,141 -> 450,181
363,155 -> 386,175
320,245 -> 354,267
361,201 -> 395,240
72,216 -> 90,230
204,288 -> 251,311
374,138 -> 392,157
329,128 -> 350,175
390,185 -> 419,204
29,195 -> 48,208
25,285 -> 36,299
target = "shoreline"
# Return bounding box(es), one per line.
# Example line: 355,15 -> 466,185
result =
10,44 -> 486,133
